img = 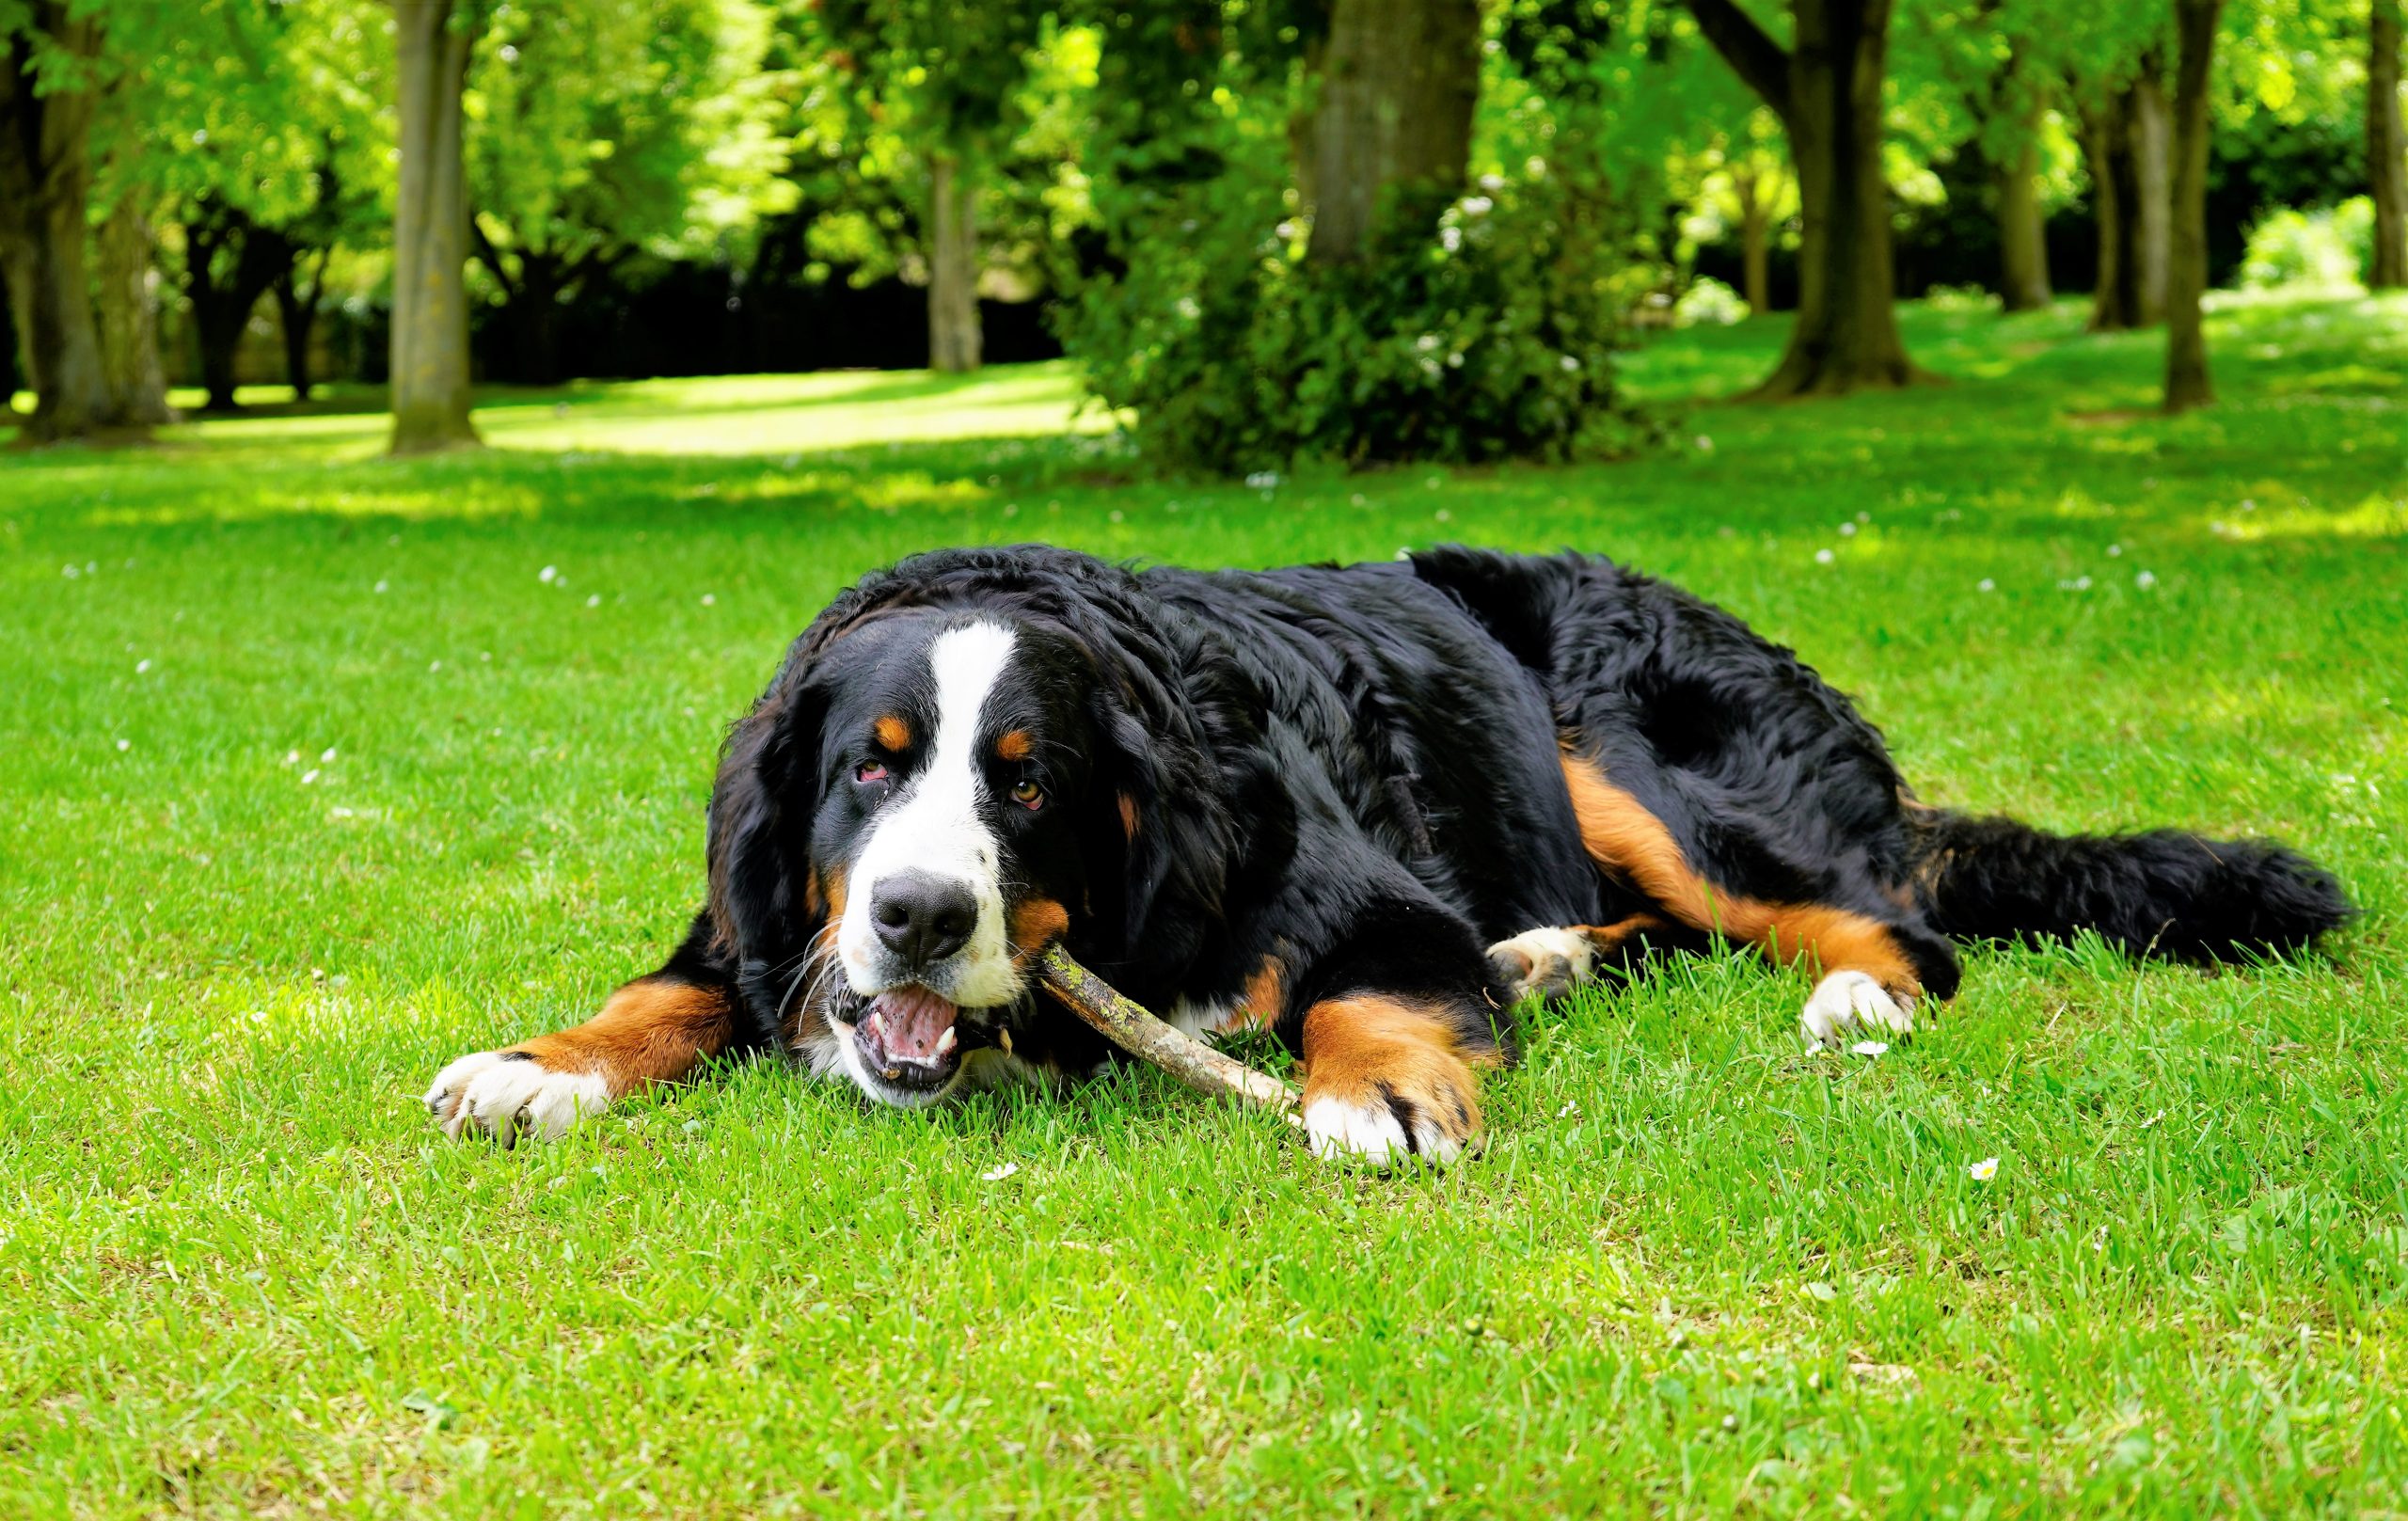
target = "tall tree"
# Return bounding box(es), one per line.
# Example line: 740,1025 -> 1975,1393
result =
94,196 -> 171,423
1685,0 -> 1921,396
2082,61 -> 2170,329
468,0 -> 780,386
2162,0 -> 2221,411
814,0 -> 1046,373
388,0 -> 480,452
2374,0 -> 2405,288
103,0 -> 381,411
0,3 -> 130,443
1300,0 -> 1483,266
1993,92 -> 2052,309
1730,157 -> 1788,311
270,243 -> 333,402
179,197 -> 294,412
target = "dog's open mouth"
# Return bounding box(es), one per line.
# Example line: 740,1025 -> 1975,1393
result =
847,985 -> 1006,1097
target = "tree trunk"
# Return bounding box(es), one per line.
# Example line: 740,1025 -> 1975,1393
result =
96,198 -> 175,425
389,0 -> 481,452
1996,116 -> 2052,311
1687,0 -> 1919,396
3,235 -> 40,398
514,251 -> 566,387
1735,164 -> 1774,313
0,9 -> 127,444
1302,0 -> 1483,265
2163,0 -> 2222,413
271,256 -> 326,403
2127,70 -> 2171,325
2084,71 -> 2170,331
181,202 -> 294,415
2082,103 -> 2120,329
927,152 -> 982,374
192,289 -> 250,413
2372,0 -> 2406,289
1760,0 -> 1916,394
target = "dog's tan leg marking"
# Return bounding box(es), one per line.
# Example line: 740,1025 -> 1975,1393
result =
1559,751 -> 1923,1044
1297,993 -> 1492,1167
424,979 -> 737,1144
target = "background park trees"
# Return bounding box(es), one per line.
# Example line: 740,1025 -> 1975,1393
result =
4,0 -> 2403,458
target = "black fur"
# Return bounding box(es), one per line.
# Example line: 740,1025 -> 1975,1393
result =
1909,814 -> 2353,962
661,543 -> 2351,1085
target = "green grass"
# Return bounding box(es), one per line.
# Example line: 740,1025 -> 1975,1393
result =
5,293 -> 2406,1516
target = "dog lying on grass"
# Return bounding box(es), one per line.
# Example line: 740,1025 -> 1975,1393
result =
426,545 -> 2352,1165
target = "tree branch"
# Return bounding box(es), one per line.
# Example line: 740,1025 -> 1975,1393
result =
1684,0 -> 1794,121
468,214 -> 518,300
1038,945 -> 1302,1121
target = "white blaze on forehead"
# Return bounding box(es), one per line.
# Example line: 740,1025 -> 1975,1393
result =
837,621 -> 1022,1007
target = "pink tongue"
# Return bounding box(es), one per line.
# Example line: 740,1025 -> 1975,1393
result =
871,986 -> 959,1061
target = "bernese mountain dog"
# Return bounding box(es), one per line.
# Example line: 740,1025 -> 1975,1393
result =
425,545 -> 2353,1165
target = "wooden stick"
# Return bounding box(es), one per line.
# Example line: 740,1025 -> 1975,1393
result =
1038,944 -> 1302,1120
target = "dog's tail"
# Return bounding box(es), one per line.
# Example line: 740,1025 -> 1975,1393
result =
1907,808 -> 2353,963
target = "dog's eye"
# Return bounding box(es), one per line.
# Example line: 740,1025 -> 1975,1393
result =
1010,779 -> 1044,811
855,762 -> 890,785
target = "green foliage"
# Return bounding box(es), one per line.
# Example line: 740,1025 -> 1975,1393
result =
2239,197 -> 2376,290
781,10 -> 1093,295
468,0 -> 787,270
1065,0 -> 1676,473
1069,168 -> 1659,474
1672,273 -> 1750,325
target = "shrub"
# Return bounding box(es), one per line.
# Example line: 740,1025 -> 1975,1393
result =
2238,199 -> 2375,292
1062,166 -> 1662,476
1923,282 -> 2003,314
1672,277 -> 1749,328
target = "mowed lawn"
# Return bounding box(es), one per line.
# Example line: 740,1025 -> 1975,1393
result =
4,294 -> 2405,1516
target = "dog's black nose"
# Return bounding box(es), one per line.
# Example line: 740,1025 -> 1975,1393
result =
870,870 -> 976,968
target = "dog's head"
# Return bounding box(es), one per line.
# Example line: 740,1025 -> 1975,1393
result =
705,552 -> 1249,1109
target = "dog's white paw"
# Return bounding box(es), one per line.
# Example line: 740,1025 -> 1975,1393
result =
1486,926 -> 1597,1003
423,1050 -> 610,1144
1303,1094 -> 1466,1168
1799,971 -> 1916,1051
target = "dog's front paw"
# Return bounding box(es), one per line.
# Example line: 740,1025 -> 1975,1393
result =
1486,926 -> 1596,1004
1799,971 -> 1917,1051
1302,1063 -> 1481,1168
423,1049 -> 610,1144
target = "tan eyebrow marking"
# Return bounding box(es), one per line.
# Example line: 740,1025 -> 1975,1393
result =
995,728 -> 1033,762
873,714 -> 912,752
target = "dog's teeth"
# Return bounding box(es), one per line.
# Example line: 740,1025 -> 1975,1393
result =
934,1027 -> 958,1056
998,1026 -> 1013,1055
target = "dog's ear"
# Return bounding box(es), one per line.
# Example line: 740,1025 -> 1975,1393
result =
707,675 -> 832,1042
705,578 -> 910,1031
1077,643 -> 1268,979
